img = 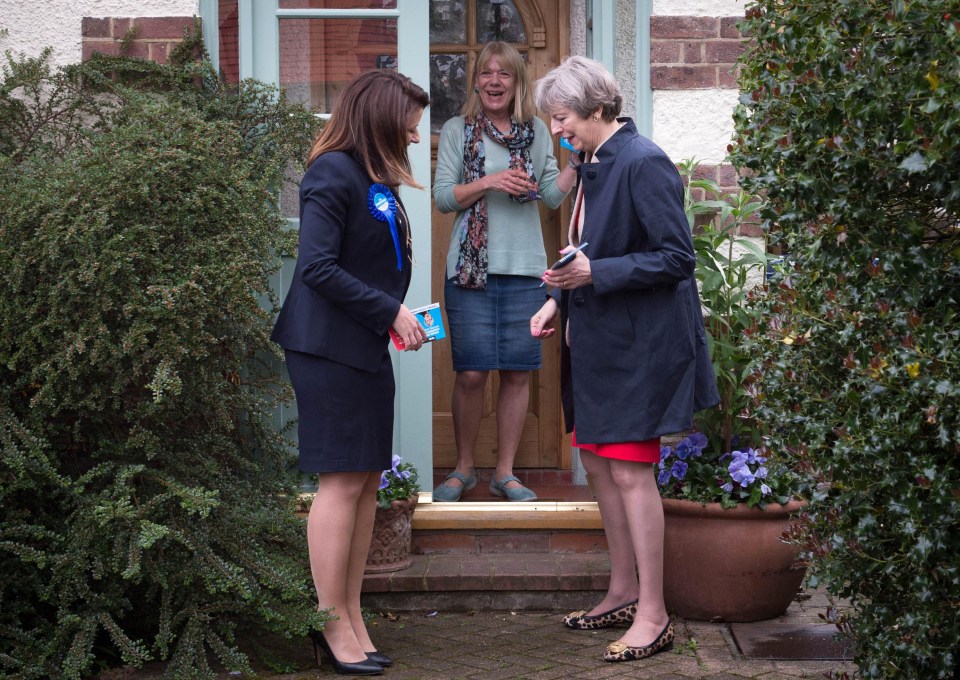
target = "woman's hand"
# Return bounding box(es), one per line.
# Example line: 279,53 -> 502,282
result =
530,297 -> 559,339
391,305 -> 426,351
486,167 -> 536,198
541,248 -> 592,291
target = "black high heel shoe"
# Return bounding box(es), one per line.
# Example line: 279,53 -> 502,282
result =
309,631 -> 383,675
365,651 -> 393,667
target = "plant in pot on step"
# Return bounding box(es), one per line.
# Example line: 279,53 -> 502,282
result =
365,454 -> 420,574
652,159 -> 806,623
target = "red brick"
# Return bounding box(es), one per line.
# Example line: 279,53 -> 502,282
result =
721,16 -> 744,38
683,41 -> 704,63
549,532 -> 608,554
738,221 -> 765,238
717,163 -> 740,186
706,40 -> 746,64
414,533 -> 477,555
82,41 -> 121,61
651,65 -> 717,89
119,41 -> 150,60
149,42 -> 172,64
650,40 -> 681,64
480,533 -> 550,554
521,555 -> 561,590
81,17 -> 111,38
112,18 -> 132,38
719,64 -> 742,88
457,557 -> 494,590
131,16 -> 195,39
693,163 -> 719,182
650,16 -> 718,39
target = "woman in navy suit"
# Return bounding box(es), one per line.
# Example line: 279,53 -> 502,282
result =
271,69 -> 429,676
530,57 -> 719,664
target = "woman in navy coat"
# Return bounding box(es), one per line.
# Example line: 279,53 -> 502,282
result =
530,56 -> 719,664
271,69 -> 429,675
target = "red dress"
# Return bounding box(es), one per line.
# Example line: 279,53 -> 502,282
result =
572,429 -> 661,463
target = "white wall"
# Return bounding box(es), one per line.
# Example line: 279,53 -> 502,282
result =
653,0 -> 745,16
652,89 -> 740,165
0,0 -> 199,67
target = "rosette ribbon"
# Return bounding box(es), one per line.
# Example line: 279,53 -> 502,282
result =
368,183 -> 402,271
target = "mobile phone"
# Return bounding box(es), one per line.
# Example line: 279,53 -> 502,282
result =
548,242 -> 588,270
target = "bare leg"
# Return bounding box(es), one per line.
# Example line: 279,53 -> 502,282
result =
343,471 -> 383,653
580,450 -> 640,613
446,370 -> 488,487
608,460 -> 670,646
307,471 -> 372,663
493,370 -> 530,491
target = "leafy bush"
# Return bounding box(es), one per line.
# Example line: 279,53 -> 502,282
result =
732,2 -> 959,677
658,160 -> 799,509
0,45 -> 324,679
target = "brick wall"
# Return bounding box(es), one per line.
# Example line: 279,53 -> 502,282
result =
650,16 -> 745,90
81,16 -> 198,64
651,14 -> 755,234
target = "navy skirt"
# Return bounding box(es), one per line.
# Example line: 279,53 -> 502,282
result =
285,349 -> 394,474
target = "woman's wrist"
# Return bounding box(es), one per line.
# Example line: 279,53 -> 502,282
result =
567,154 -> 582,170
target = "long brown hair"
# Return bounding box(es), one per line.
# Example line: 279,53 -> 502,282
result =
306,69 -> 430,188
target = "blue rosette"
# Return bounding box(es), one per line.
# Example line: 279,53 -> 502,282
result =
368,183 -> 402,271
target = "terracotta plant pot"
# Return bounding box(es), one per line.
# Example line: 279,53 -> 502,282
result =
365,495 -> 418,574
662,497 -> 807,622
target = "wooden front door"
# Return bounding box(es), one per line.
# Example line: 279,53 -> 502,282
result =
427,0 -> 571,471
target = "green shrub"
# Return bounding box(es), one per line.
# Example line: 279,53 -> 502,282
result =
732,2 -> 959,677
0,47 -> 324,678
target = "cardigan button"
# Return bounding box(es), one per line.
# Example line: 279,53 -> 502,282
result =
573,295 -> 585,307
586,170 -> 597,180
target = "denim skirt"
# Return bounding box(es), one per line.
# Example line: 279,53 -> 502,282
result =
444,274 -> 543,372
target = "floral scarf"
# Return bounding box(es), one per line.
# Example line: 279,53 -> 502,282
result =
454,112 -> 537,289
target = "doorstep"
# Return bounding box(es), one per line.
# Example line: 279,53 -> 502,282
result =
360,551 -> 612,612
362,493 -> 611,611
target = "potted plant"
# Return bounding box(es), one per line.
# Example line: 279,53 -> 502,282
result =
652,160 -> 807,622
365,454 -> 420,574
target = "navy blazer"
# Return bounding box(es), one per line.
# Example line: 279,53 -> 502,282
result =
271,151 -> 413,372
557,119 -> 719,443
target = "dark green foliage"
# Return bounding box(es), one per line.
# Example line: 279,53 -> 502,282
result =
0,48 -> 325,678
732,2 -> 959,677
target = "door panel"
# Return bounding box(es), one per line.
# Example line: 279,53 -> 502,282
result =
429,0 -> 570,470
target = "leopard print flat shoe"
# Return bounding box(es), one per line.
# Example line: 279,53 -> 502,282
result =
562,600 -> 638,630
602,621 -> 675,662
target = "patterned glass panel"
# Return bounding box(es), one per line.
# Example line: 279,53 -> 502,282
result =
476,0 -> 526,43
429,53 -> 467,135
429,0 -> 467,44
278,18 -> 397,113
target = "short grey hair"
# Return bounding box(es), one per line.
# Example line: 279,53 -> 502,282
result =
535,55 -> 623,122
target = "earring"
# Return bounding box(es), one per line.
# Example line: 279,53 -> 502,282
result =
474,87 -> 480,94
593,115 -> 599,121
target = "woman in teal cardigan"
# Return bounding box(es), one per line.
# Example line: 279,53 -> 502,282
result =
432,41 -> 578,503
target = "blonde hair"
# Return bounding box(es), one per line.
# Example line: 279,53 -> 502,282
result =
461,42 -> 536,123
535,55 -> 622,122
307,70 -> 430,188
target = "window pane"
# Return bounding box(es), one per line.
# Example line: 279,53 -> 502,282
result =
279,18 -> 397,112
218,0 -> 239,84
429,1 -> 466,44
429,53 -> 466,134
279,0 -> 397,8
476,0 -> 526,43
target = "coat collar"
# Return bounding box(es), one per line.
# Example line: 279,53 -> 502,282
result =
590,117 -> 638,163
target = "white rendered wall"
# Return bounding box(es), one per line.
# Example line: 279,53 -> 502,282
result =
652,89 -> 740,165
0,0 -> 200,67
653,0 -> 745,16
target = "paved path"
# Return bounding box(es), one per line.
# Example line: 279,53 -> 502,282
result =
97,589 -> 855,679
